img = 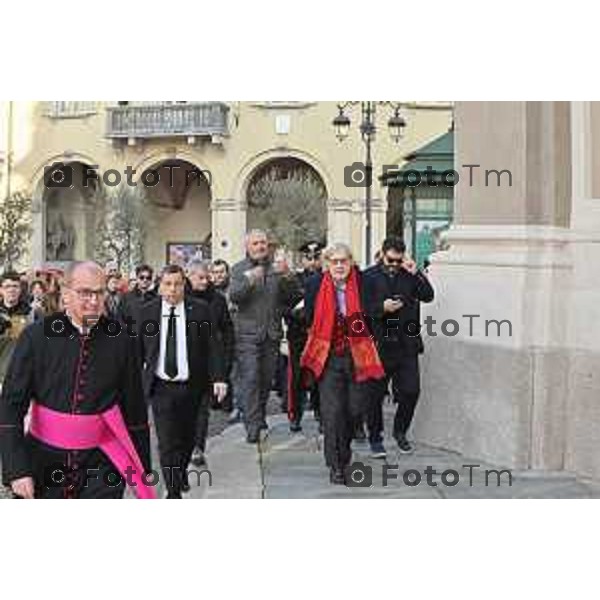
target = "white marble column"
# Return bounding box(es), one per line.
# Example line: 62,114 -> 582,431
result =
415,102 -> 574,471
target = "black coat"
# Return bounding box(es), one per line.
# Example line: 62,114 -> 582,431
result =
0,314 -> 150,488
189,287 -> 235,377
363,264 -> 434,369
119,288 -> 158,324
139,296 -> 226,398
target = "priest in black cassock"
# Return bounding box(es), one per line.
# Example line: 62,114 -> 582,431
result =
0,261 -> 153,499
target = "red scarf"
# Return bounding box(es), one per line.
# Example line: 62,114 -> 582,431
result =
300,269 -> 385,383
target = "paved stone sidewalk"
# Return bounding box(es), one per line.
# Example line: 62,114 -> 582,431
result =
188,406 -> 600,499
4,402 -> 600,499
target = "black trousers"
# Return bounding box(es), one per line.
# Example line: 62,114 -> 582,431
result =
150,378 -> 201,497
318,352 -> 367,470
287,336 -> 308,425
366,353 -> 421,442
194,392 -> 211,452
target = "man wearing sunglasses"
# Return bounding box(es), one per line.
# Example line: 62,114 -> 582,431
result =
363,236 -> 434,457
119,264 -> 158,324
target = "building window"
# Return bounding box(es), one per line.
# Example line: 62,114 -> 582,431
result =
45,101 -> 97,118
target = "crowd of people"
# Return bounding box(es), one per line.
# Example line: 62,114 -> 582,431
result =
0,228 -> 434,498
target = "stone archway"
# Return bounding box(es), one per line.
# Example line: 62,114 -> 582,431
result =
245,157 -> 327,251
35,161 -> 99,265
141,158 -> 212,268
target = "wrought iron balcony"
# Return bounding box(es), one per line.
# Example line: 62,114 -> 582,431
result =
105,102 -> 229,143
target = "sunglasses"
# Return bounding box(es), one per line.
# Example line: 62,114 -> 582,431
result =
384,256 -> 404,265
138,275 -> 152,281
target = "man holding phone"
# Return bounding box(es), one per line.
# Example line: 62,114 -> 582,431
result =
363,237 -> 434,456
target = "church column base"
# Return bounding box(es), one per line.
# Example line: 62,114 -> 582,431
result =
414,225 -> 574,472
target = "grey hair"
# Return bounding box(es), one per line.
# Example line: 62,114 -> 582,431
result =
322,242 -> 354,263
187,259 -> 212,274
245,229 -> 268,244
63,261 -> 104,287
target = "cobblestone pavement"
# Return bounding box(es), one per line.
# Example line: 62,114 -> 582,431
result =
190,404 -> 600,499
4,396 -> 600,499
0,392 -> 286,499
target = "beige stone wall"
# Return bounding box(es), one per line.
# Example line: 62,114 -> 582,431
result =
416,101 -> 600,481
3,101 -> 452,268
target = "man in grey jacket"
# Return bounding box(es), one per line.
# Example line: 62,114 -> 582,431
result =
229,230 -> 289,443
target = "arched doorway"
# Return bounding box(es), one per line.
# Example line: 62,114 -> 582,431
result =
142,159 -> 212,268
245,157 -> 327,251
42,161 -> 99,263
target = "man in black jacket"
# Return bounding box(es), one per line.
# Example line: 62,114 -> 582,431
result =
139,264 -> 227,498
119,264 -> 158,324
187,260 -> 235,465
363,237 -> 434,456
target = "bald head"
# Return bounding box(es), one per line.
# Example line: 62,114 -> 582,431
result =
62,261 -> 107,328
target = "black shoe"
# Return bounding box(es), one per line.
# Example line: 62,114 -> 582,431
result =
396,434 -> 415,454
191,447 -> 206,467
353,425 -> 367,442
246,431 -> 260,444
259,420 -> 268,431
289,422 -> 302,433
329,468 -> 345,485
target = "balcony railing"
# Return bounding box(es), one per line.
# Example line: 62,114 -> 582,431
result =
105,102 -> 229,140
45,101 -> 97,118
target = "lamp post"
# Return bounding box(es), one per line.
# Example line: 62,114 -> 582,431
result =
333,101 -> 406,264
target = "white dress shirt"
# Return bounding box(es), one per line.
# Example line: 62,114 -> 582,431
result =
155,299 -> 190,382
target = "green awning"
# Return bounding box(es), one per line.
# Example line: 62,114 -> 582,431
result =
382,129 -> 454,186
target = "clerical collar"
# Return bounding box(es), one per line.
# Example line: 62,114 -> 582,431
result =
65,312 -> 95,335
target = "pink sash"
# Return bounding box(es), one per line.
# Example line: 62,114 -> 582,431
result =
29,402 -> 157,499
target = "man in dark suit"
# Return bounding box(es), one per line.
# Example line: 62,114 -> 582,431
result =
363,236 -> 434,456
139,264 -> 227,498
187,259 -> 235,466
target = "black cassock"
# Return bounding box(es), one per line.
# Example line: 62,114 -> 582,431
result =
0,313 -> 150,499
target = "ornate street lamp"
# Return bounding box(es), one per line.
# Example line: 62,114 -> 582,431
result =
333,101 -> 406,264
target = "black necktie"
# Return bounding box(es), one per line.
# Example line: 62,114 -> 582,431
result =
165,306 -> 178,378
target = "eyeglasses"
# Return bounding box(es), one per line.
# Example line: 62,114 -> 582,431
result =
71,288 -> 106,301
138,275 -> 152,281
330,258 -> 350,266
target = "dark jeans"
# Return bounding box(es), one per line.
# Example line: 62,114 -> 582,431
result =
235,338 -> 280,435
150,379 -> 200,497
366,354 -> 421,442
318,352 -> 367,470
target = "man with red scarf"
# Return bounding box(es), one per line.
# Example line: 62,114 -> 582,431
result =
301,243 -> 385,485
